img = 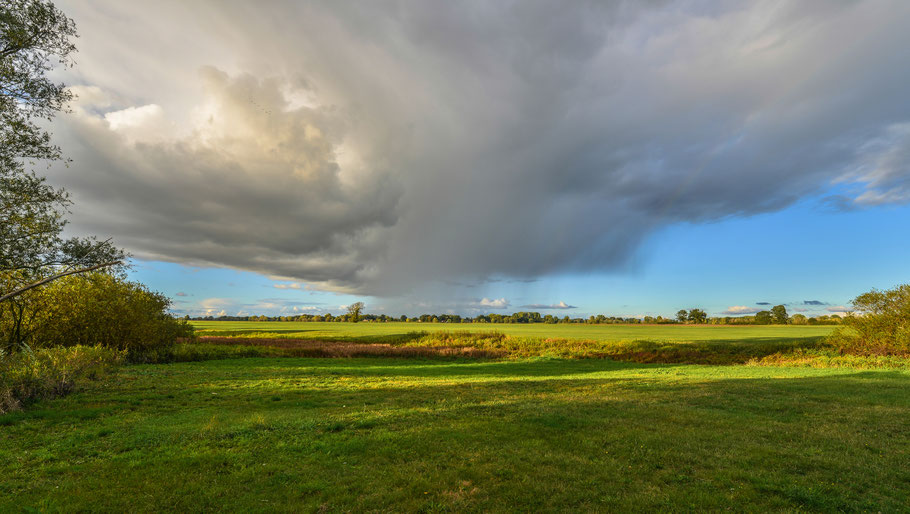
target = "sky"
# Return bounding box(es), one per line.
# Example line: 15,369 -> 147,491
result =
41,0 -> 910,318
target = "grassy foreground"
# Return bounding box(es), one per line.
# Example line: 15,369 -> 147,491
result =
3,357 -> 910,511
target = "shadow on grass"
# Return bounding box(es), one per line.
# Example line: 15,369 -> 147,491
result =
191,355 -> 685,378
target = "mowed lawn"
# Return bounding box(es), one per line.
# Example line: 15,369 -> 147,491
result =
3,357 -> 910,511
191,320 -> 835,344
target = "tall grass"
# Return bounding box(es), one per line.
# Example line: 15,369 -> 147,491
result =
0,346 -> 123,414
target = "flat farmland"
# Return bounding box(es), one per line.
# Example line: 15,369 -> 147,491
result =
4,357 -> 910,511
190,321 -> 834,344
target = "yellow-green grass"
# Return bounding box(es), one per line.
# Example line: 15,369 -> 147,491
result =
2,357 -> 909,511
191,320 -> 833,343
190,321 -> 836,365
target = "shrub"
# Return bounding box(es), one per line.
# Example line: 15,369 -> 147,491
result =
0,345 -> 123,414
829,284 -> 910,355
16,273 -> 194,360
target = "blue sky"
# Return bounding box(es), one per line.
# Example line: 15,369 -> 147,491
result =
49,1 -> 910,318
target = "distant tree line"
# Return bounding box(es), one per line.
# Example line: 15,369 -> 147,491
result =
675,305 -> 842,325
189,304 -> 843,325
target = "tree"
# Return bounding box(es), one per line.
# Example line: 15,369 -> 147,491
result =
346,302 -> 364,323
830,284 -> 910,355
676,309 -> 688,323
754,310 -> 772,325
1,1 -> 124,351
1,0 -> 77,165
771,304 -> 788,324
2,0 -> 124,301
687,308 -> 707,324
1,1 -> 124,290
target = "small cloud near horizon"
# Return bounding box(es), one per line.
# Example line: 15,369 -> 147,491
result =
273,282 -> 302,290
175,292 -> 189,297
476,297 -> 510,309
803,300 -> 828,306
721,306 -> 762,315
826,305 -> 850,313
755,302 -> 771,305
520,301 -> 577,310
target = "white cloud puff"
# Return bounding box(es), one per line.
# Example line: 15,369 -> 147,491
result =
721,306 -> 762,315
477,298 -> 510,309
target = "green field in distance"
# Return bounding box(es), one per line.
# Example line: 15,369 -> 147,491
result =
190,320 -> 835,343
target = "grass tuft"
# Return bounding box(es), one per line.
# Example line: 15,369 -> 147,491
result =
0,346 -> 123,413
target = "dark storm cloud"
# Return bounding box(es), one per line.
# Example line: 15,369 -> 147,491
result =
49,0 -> 910,296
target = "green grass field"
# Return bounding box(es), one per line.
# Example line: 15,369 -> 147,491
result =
189,321 -> 837,364
3,357 -> 910,511
191,320 -> 834,343
6,322 -> 907,511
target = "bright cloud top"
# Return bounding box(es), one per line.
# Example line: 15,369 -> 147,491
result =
476,298 -> 511,310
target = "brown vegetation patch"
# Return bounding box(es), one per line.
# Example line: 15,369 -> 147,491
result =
195,336 -> 505,359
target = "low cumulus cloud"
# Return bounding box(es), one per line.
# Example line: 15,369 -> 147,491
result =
49,1 -> 910,298
273,282 -> 302,290
826,305 -> 850,313
803,300 -> 828,306
721,306 -> 762,315
755,302 -> 771,306
475,298 -> 510,310
521,301 -> 577,310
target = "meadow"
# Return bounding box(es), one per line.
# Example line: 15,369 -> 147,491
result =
3,357 -> 910,511
190,320 -> 835,343
5,322 -> 910,511
189,321 -> 838,365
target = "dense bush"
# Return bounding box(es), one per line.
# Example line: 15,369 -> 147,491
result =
829,284 -> 910,355
0,345 -> 123,414
7,273 -> 194,360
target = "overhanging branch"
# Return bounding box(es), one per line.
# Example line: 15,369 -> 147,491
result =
0,260 -> 120,302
